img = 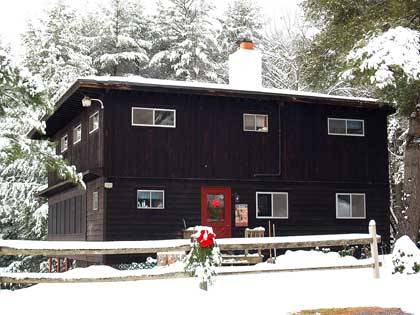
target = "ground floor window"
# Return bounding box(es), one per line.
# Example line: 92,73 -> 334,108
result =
256,192 -> 288,218
336,193 -> 366,219
92,191 -> 99,211
137,190 -> 165,209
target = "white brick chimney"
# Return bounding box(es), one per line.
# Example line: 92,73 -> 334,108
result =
228,40 -> 262,89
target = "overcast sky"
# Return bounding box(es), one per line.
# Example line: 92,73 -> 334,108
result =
0,0 -> 301,58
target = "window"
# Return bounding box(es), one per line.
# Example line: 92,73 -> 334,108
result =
256,192 -> 288,218
92,191 -> 99,211
336,193 -> 366,219
89,111 -> 99,134
137,190 -> 165,209
243,114 -> 268,132
73,124 -> 82,144
328,118 -> 364,136
60,134 -> 68,153
132,107 -> 176,128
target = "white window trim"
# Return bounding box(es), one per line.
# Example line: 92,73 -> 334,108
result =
132,107 -> 176,128
89,111 -> 99,134
336,193 -> 366,219
243,113 -> 269,132
137,189 -> 165,209
73,124 -> 82,144
328,118 -> 365,136
60,134 -> 68,153
92,191 -> 99,211
256,191 -> 288,219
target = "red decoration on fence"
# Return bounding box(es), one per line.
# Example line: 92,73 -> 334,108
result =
196,229 -> 216,248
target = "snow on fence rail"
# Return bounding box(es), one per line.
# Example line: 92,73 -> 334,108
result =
0,220 -> 381,284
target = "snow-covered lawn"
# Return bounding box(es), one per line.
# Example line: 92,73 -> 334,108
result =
1,252 -> 419,315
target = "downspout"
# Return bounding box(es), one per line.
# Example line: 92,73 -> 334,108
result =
253,102 -> 283,177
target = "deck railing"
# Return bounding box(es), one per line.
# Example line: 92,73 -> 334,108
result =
0,220 -> 381,284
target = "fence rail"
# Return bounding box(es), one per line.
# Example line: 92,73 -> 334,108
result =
0,220 -> 381,284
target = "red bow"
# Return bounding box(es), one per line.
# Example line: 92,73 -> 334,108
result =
196,230 -> 216,248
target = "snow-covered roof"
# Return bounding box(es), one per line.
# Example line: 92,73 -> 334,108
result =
80,75 -> 381,104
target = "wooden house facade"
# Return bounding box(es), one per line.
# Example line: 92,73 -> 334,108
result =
30,75 -> 393,264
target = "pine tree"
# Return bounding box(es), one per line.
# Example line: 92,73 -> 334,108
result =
217,0 -> 263,60
0,41 -> 84,248
149,0 -> 219,82
89,0 -> 151,76
22,1 -> 94,99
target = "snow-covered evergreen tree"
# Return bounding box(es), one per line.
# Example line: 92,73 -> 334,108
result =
149,0 -> 219,82
0,41 -> 84,250
89,0 -> 151,76
217,0 -> 263,58
22,1 -> 94,99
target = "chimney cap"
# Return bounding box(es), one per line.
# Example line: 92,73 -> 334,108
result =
239,41 -> 254,50
236,33 -> 254,50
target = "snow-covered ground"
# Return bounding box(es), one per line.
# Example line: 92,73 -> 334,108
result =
1,251 -> 419,315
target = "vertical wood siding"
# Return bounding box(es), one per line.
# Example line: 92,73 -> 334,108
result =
48,103 -> 103,186
48,187 -> 86,241
47,88 -> 391,257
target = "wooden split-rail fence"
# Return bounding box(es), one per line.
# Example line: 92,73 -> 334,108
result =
0,220 -> 381,284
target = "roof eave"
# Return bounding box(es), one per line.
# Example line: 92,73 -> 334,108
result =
28,80 -> 82,140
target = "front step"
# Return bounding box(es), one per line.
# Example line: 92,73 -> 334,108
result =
221,254 -> 263,266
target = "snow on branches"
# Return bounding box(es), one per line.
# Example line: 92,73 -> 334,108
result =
345,27 -> 420,89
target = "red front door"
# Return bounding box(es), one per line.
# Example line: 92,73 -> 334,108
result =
201,187 -> 231,238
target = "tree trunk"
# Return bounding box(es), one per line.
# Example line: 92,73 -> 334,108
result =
398,109 -> 420,242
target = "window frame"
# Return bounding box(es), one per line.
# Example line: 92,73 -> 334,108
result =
328,118 -> 365,136
243,113 -> 269,132
256,191 -> 288,219
137,189 -> 165,210
89,111 -> 99,134
92,191 -> 99,211
73,124 -> 82,145
60,134 -> 68,153
335,193 -> 366,219
131,107 -> 176,128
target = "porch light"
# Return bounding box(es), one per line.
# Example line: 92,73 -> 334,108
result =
82,96 -> 104,109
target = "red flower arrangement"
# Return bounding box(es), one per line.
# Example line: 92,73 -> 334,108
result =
196,229 -> 216,248
210,199 -> 220,208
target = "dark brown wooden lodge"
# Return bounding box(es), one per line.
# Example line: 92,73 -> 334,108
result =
30,74 -> 394,264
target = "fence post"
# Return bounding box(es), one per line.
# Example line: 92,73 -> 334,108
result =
369,220 -> 380,279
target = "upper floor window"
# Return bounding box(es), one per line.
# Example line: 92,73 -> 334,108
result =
137,189 -> 165,209
256,192 -> 288,219
336,193 -> 366,219
243,114 -> 268,132
60,134 -> 68,153
73,124 -> 82,144
328,118 -> 364,136
89,111 -> 99,134
132,107 -> 176,128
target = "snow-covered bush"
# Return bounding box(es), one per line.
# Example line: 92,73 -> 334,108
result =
338,246 -> 357,257
392,235 -> 420,275
184,226 -> 221,290
116,257 -> 157,270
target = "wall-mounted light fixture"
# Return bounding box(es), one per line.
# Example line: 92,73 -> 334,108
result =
233,193 -> 240,203
81,96 -> 104,109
